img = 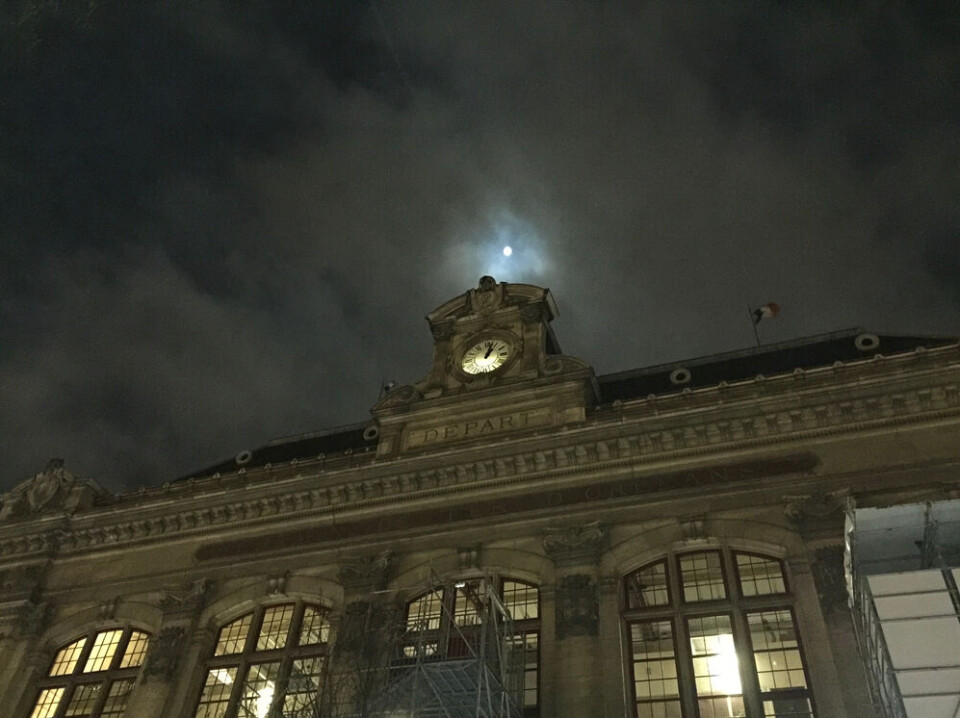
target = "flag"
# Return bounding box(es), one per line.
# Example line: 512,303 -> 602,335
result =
753,302 -> 780,324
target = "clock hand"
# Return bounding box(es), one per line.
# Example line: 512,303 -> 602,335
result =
484,345 -> 493,359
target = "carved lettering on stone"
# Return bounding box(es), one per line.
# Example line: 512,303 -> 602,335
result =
144,627 -> 185,681
555,574 -> 598,639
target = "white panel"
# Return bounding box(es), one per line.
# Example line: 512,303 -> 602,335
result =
869,570 -> 946,596
875,592 -> 956,619
953,568 -> 960,588
903,695 -> 960,718
883,618 -> 960,669
898,668 -> 960,696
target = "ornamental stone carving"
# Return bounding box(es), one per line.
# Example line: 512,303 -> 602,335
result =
784,490 -> 848,524
160,579 -> 212,619
144,627 -> 185,681
543,522 -> 607,566
338,550 -> 394,591
0,459 -> 105,521
555,574 -> 598,639
811,546 -> 848,616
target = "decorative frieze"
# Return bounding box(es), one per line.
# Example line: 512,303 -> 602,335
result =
0,374 -> 958,561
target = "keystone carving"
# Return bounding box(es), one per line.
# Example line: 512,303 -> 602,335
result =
543,522 -> 606,566
457,546 -> 481,571
144,627 -> 185,681
0,459 -> 105,521
555,574 -> 598,639
267,572 -> 290,596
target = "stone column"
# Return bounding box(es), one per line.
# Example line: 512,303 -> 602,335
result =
544,522 -> 607,718
131,579 -> 213,718
331,551 -> 398,716
0,599 -> 52,718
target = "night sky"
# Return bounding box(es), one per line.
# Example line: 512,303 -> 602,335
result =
2,1 -> 959,493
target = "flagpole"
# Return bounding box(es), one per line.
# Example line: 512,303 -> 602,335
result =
747,305 -> 761,347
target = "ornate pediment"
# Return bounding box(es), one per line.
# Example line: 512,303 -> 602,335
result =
0,459 -> 106,522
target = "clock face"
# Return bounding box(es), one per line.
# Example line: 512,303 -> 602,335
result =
461,336 -> 513,375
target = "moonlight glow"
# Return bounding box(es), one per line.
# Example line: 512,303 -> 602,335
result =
503,246 -> 513,257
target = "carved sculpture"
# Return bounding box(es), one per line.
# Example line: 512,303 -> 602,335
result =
338,550 -> 393,591
543,522 -> 607,566
0,459 -> 105,521
555,574 -> 599,639
144,627 -> 185,681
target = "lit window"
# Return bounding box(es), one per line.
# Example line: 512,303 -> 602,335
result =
193,603 -> 331,718
623,550 -> 816,718
27,628 -> 151,718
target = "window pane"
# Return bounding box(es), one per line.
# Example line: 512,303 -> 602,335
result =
626,561 -> 670,609
214,614 -> 252,656
680,552 -> 727,602
29,688 -> 65,718
406,589 -> 444,631
257,604 -> 295,651
299,606 -> 330,646
239,662 -> 280,718
507,630 -> 539,707
101,679 -> 135,717
453,581 -> 486,626
630,620 -> 681,717
736,554 -> 787,597
503,580 -> 539,620
83,630 -> 124,673
282,656 -> 325,717
763,695 -> 814,717
64,683 -> 102,717
50,638 -> 87,676
688,615 -> 745,717
748,610 -> 810,692
119,631 -> 150,668
195,666 -> 237,718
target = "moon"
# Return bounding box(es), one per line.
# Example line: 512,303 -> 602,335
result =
503,246 -> 513,257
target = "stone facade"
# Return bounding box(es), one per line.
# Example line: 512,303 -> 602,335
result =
2,278 -> 959,718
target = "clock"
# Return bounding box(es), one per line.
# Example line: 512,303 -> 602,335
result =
460,335 -> 514,375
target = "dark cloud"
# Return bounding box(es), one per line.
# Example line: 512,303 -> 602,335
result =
2,1 -> 958,491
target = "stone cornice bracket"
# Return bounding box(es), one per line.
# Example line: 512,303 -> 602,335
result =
143,626 -> 185,682
0,459 -> 107,522
784,489 -> 849,524
543,521 -> 607,566
338,550 -> 394,592
159,579 -> 212,621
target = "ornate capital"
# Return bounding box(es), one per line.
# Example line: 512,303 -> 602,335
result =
543,521 -> 607,566
555,574 -> 598,639
338,550 -> 394,591
160,579 -> 212,620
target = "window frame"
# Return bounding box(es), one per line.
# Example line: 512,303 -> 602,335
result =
194,600 -> 332,718
622,548 -> 817,718
28,626 -> 151,718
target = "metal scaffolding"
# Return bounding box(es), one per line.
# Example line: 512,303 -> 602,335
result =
369,575 -> 524,718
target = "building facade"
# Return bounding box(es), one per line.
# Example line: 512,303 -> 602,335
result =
1,277 -> 959,718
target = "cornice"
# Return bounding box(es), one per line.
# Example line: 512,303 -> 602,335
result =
0,345 -> 958,564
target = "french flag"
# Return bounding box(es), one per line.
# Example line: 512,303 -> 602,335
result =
753,302 -> 780,324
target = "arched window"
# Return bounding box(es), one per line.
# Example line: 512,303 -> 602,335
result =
623,549 -> 814,718
193,602 -> 331,718
28,627 -> 150,718
403,577 -> 541,716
